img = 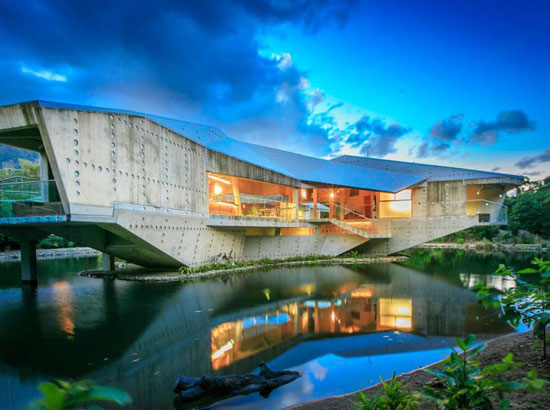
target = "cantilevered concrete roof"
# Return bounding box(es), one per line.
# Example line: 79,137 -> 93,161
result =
18,101 -> 427,192
333,155 -> 525,183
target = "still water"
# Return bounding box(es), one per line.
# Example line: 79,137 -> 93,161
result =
0,250 -> 546,409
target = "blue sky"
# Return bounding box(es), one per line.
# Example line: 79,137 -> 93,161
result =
1,0 -> 548,177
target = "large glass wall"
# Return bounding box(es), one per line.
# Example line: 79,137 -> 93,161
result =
379,190 -> 412,218
207,172 -> 412,221
208,172 -> 297,220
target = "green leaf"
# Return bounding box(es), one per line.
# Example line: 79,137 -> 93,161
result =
499,398 -> 511,409
464,334 -> 477,349
86,386 -> 132,405
455,337 -> 468,351
517,268 -> 538,274
422,387 -> 443,401
38,382 -> 65,409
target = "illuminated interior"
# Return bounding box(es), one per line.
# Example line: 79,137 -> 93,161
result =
379,190 -> 412,218
208,172 -> 413,221
208,172 -> 297,220
378,298 -> 413,329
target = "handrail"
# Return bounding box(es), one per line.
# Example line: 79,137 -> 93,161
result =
339,205 -> 373,221
0,179 -> 56,187
315,202 -> 373,221
467,199 -> 508,208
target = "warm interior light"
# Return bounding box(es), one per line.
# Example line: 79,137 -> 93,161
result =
301,189 -> 307,198
208,174 -> 231,184
389,200 -> 411,212
396,305 -> 411,315
214,184 -> 223,195
211,340 -> 234,360
329,191 -> 335,199
395,190 -> 411,201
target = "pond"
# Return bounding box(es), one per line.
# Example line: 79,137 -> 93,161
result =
0,249 -> 547,409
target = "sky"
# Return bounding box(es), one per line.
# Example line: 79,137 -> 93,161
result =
0,0 -> 549,178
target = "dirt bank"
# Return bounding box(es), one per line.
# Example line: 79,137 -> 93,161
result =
417,242 -> 549,252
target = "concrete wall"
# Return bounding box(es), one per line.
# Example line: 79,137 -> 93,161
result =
0,103 -> 520,267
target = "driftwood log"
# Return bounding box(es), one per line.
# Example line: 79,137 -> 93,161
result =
173,362 -> 301,402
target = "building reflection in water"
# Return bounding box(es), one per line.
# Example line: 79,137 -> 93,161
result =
52,281 -> 75,340
211,286 -> 414,370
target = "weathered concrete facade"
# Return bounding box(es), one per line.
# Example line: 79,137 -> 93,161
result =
0,101 -> 523,280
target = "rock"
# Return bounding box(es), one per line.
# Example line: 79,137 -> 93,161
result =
173,362 -> 301,403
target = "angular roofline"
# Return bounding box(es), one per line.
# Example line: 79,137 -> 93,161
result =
3,99 -> 222,133
334,155 -> 525,183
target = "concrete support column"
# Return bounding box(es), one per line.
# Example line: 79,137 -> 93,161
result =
313,189 -> 318,219
230,177 -> 242,216
39,151 -> 50,202
101,253 -> 115,271
294,188 -> 299,221
21,240 -> 38,285
339,189 -> 346,220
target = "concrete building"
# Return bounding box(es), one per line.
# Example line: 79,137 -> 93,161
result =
0,101 -> 523,282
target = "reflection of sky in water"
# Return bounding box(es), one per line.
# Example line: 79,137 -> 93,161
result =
0,250 -> 543,410
212,332 -> 454,410
304,300 -> 341,308
242,313 -> 291,329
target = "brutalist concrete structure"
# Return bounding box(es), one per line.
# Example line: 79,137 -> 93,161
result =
0,101 -> 523,282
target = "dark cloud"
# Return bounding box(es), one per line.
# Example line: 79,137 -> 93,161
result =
417,114 -> 462,158
515,148 -> 550,169
342,116 -> 410,156
417,140 -> 452,158
471,110 -> 535,145
0,0 -> 357,157
492,167 -> 501,172
430,114 -> 463,141
419,110 -> 536,159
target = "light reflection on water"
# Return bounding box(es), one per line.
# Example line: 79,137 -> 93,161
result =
0,250 -> 546,410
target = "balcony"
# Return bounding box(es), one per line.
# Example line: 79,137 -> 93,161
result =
466,199 -> 507,225
0,179 -> 64,221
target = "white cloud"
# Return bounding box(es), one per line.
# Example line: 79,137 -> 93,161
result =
21,66 -> 67,82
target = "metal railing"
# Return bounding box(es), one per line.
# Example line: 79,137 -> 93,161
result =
0,179 -> 63,218
209,193 -> 297,220
308,202 -> 373,221
466,199 -> 507,224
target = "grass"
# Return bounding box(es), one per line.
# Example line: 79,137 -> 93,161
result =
179,252 -> 369,275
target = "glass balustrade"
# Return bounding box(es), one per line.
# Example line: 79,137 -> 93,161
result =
466,199 -> 507,224
0,179 -> 63,218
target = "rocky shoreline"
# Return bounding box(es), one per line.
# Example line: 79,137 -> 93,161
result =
78,255 -> 408,282
0,247 -> 101,262
287,330 -> 549,410
417,242 -> 549,252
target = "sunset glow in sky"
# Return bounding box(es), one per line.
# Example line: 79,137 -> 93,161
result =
1,0 -> 548,177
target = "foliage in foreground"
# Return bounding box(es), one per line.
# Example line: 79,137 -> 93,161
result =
423,335 -> 545,409
476,258 -> 550,358
354,372 -> 419,410
24,379 -> 131,410
355,336 -> 547,410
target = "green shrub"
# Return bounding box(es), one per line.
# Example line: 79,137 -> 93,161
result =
24,379 -> 131,410
354,372 -> 418,410
423,335 -> 546,409
476,258 -> 550,358
178,266 -> 193,275
346,250 -> 361,258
